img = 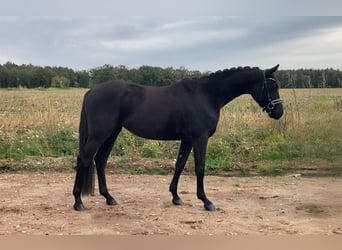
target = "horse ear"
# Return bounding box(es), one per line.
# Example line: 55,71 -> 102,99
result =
265,64 -> 280,76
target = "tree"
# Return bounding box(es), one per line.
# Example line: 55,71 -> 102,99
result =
1,62 -> 342,89
75,70 -> 90,88
51,76 -> 71,88
90,64 -> 115,86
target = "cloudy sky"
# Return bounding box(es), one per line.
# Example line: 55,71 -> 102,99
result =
1,15 -> 342,71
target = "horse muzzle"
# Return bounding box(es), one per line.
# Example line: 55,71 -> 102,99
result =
263,99 -> 283,120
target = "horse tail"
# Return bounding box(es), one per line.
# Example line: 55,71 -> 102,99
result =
78,90 -> 95,196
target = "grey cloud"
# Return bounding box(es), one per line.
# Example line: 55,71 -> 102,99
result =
1,16 -> 342,70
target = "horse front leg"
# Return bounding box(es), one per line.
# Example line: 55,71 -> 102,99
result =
169,139 -> 192,206
193,136 -> 216,211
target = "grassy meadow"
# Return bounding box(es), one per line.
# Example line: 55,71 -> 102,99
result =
0,87 -> 341,175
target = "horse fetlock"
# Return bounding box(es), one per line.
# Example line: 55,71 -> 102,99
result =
197,191 -> 207,201
197,194 -> 216,211
169,184 -> 177,194
100,191 -> 117,206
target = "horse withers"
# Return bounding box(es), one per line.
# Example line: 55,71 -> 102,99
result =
72,65 -> 283,211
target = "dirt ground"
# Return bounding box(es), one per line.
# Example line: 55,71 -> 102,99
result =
0,172 -> 341,235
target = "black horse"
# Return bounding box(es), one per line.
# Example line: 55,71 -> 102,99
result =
73,65 -> 283,211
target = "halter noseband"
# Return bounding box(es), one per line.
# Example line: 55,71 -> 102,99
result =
262,70 -> 282,114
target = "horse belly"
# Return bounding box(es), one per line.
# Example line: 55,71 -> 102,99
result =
124,125 -> 180,140
122,113 -> 182,140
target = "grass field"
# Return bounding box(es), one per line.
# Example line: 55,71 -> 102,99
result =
0,87 -> 341,175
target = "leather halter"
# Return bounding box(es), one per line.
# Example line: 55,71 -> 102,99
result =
262,71 -> 282,114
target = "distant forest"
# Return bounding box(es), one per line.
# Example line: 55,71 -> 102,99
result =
1,62 -> 341,88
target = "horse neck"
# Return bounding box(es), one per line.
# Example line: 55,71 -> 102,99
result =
204,69 -> 261,108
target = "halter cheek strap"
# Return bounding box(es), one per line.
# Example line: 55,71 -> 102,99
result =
262,70 -> 282,114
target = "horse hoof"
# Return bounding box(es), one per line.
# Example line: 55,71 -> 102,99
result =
172,198 -> 183,206
74,203 -> 85,211
204,203 -> 216,211
106,198 -> 118,206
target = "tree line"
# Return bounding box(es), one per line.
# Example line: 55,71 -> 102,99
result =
1,62 -> 341,88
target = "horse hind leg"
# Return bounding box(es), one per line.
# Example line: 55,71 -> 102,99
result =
73,137 -> 103,211
94,127 -> 122,206
73,156 -> 88,211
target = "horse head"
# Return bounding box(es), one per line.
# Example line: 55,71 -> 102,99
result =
251,64 -> 284,120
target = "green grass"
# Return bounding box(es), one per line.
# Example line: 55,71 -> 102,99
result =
0,88 -> 341,175
0,128 -> 77,160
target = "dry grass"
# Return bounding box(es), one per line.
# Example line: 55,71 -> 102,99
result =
1,88 -> 341,134
0,88 -> 86,134
217,88 -> 342,135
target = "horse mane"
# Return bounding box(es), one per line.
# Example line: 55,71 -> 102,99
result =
207,66 -> 260,79
177,66 -> 260,92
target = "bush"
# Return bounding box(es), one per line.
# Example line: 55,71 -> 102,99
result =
112,129 -> 143,156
